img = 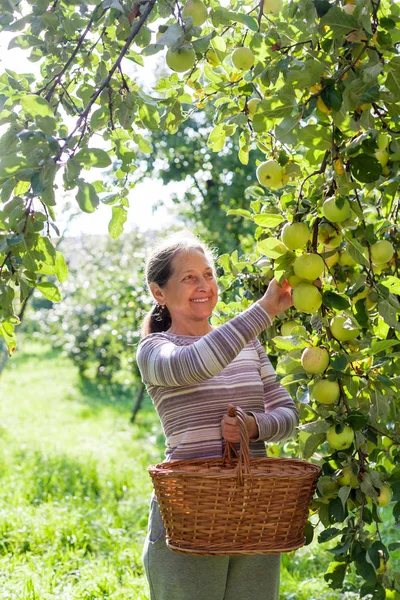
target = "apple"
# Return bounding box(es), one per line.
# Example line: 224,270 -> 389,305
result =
318,476 -> 339,501
316,97 -> 332,115
318,223 -> 343,248
339,250 -> 356,267
263,0 -> 283,15
370,240 -> 394,265
281,222 -> 310,250
182,0 -> 208,25
327,424 -> 354,450
293,282 -> 322,313
330,314 -> 360,342
280,320 -> 300,336
301,346 -> 329,374
256,160 -> 284,189
343,3 -> 355,13
324,250 -> 339,268
205,48 -> 219,66
267,444 -> 281,457
166,45 -> 196,72
322,197 -> 351,223
376,552 -> 392,574
247,98 -> 261,117
287,274 -> 304,287
377,485 -> 393,507
311,379 -> 340,404
231,47 -> 255,70
337,465 -> 358,487
293,253 -> 324,281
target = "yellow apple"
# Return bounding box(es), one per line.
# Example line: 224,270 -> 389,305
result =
231,47 -> 255,70
247,98 -> 261,117
330,314 -> 360,342
301,346 -> 329,374
262,0 -> 283,15
166,45 -> 196,72
370,240 -> 394,265
280,320 -> 300,336
318,223 -> 343,248
377,485 -> 393,507
311,379 -> 340,404
256,160 -> 284,189
337,465 -> 358,487
287,274 -> 304,287
182,0 -> 208,25
327,424 -> 355,450
293,253 -> 325,281
281,222 -> 310,250
339,250 -> 356,267
293,282 -> 322,313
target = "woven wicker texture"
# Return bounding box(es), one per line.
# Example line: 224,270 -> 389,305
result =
148,405 -> 321,556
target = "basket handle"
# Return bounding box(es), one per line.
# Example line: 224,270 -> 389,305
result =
222,404 -> 252,486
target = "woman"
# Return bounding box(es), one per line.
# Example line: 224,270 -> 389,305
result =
136,230 -> 299,600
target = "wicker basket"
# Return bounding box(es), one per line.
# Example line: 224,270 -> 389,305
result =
148,405 -> 321,555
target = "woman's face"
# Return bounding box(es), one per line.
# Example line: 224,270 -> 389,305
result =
151,249 -> 219,326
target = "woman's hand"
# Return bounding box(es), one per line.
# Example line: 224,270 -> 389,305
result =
257,278 -> 293,319
221,411 -> 259,442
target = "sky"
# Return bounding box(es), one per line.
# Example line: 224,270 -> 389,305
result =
0,27 -> 186,237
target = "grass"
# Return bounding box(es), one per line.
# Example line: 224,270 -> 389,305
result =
0,337 -> 398,599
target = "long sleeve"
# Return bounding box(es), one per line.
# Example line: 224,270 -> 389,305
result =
247,339 -> 299,443
136,302 -> 271,387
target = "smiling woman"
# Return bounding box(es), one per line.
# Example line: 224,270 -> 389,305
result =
136,230 -> 298,600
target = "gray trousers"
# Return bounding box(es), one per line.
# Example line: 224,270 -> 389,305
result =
142,498 -> 281,600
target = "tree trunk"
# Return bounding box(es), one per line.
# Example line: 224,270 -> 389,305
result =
130,383 -> 146,423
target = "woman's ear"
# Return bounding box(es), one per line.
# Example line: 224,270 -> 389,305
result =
149,282 -> 165,305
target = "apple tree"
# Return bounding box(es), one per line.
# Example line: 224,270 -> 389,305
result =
0,0 -> 400,596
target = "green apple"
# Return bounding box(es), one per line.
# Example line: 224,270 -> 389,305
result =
166,45 -> 196,72
377,485 -> 393,507
247,98 -> 261,117
293,282 -> 322,313
339,250 -> 356,267
256,160 -> 284,189
231,47 -> 255,70
322,197 -> 351,223
370,240 -> 394,265
267,444 -> 281,457
280,320 -> 300,336
337,465 -> 358,487
327,424 -> 354,450
376,553 -> 392,573
263,0 -> 283,15
281,222 -> 310,250
318,223 -> 343,248
318,476 -> 339,501
330,314 -> 360,341
324,249 -> 339,268
182,0 -> 208,25
311,379 -> 340,404
287,274 -> 304,287
293,253 -> 324,281
301,346 -> 329,374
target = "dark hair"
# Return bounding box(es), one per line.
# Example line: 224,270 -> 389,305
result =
140,230 -> 218,337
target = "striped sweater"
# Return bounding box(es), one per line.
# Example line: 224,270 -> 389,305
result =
136,302 -> 299,461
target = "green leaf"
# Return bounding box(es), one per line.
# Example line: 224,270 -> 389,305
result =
139,104 -> 160,130
109,205 -> 128,240
323,291 -> 350,310
344,234 -> 369,268
379,276 -> 400,295
256,238 -> 288,259
21,95 -> 54,118
349,154 -> 382,183
226,209 -> 252,219
36,281 -> 62,302
320,7 -> 358,38
76,180 -> 99,213
253,214 -> 285,228
303,432 -> 326,459
74,148 -> 111,168
224,10 -> 258,31
378,299 -> 400,333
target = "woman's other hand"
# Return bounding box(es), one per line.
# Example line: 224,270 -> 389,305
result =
221,411 -> 259,442
257,278 -> 293,319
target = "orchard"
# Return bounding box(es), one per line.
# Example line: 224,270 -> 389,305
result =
0,0 -> 400,597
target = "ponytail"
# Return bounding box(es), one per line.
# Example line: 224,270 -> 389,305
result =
140,304 -> 172,338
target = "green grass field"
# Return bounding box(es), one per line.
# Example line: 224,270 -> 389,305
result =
0,338 -> 398,599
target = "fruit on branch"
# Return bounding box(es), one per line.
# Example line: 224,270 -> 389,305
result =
281,222 -> 310,250
376,552 -> 392,573
247,98 -> 261,117
318,223 -> 343,248
205,48 -> 219,66
330,314 -> 360,341
280,320 -> 300,336
293,253 -> 324,281
324,250 -> 339,268
339,250 -> 356,267
301,346 -> 329,374
337,465 -> 358,487
377,485 -> 393,507
334,158 -> 345,176
327,424 -> 354,450
231,47 -> 255,70
256,160 -> 284,189
318,476 -> 339,501
182,0 -> 208,26
370,240 -> 394,265
166,45 -> 196,72
311,379 -> 340,404
293,282 -> 322,313
262,0 -> 283,16
322,197 -> 351,223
